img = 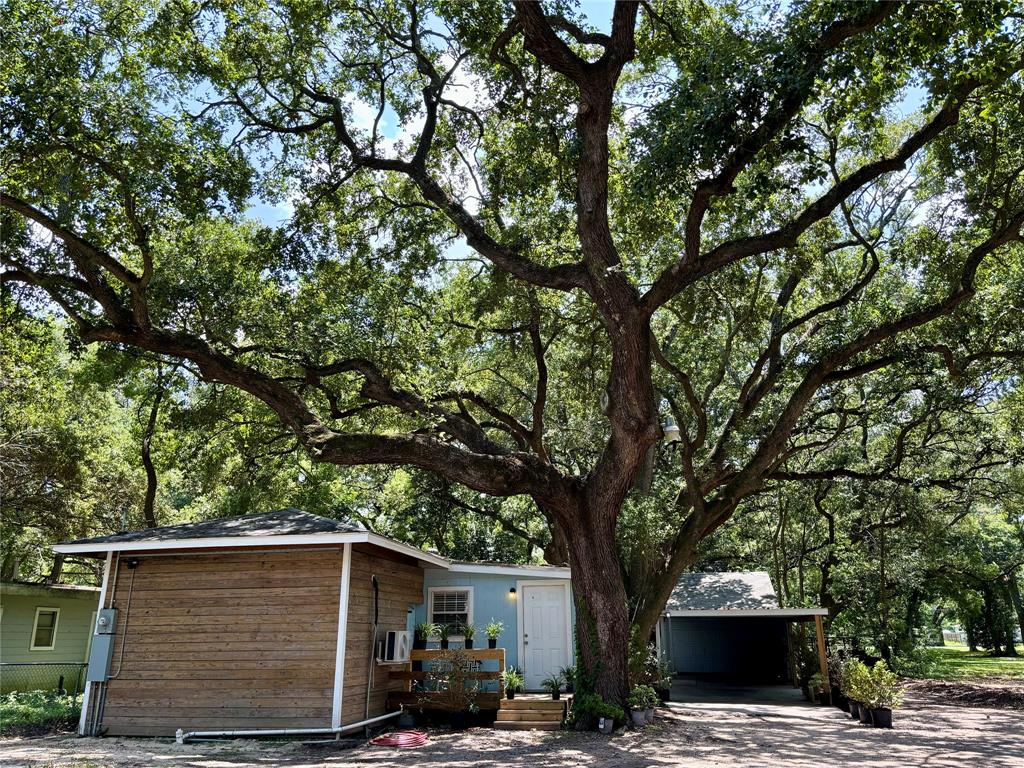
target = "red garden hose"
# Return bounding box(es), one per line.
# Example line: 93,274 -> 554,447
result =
369,730 -> 429,748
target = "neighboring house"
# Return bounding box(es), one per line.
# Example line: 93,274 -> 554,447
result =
53,509 -> 825,738
0,581 -> 101,693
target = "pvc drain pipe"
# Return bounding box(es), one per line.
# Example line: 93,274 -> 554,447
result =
175,710 -> 400,744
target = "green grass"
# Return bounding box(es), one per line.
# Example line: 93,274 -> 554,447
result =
0,690 -> 81,734
922,644 -> 1024,681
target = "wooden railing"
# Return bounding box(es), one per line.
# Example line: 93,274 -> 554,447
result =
386,647 -> 505,711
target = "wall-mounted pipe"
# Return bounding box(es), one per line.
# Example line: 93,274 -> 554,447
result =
175,709 -> 400,744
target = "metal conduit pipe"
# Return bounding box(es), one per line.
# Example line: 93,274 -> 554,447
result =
175,710 -> 401,744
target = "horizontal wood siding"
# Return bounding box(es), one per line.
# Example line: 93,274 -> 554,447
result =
101,550 -> 343,736
341,544 -> 423,725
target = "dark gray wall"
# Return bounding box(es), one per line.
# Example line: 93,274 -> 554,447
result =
667,617 -> 788,682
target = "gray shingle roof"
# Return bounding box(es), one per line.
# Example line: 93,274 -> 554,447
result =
59,508 -> 366,546
666,571 -> 779,611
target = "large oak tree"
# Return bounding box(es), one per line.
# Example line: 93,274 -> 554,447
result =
3,0 -> 1023,702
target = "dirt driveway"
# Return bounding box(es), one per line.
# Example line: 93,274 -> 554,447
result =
1,690 -> 1020,768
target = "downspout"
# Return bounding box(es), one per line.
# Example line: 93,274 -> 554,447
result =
175,710 -> 401,744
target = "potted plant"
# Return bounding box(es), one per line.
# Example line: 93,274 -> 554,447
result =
461,622 -> 476,649
541,673 -> 564,700
414,622 -> 436,651
828,652 -> 849,711
485,619 -> 504,649
654,660 -> 673,703
437,622 -> 450,649
866,660 -> 902,729
809,672 -> 829,705
560,665 -> 576,694
644,685 -> 657,723
627,686 -> 649,728
841,659 -> 869,721
500,667 -> 524,700
569,692 -> 623,733
419,649 -> 480,728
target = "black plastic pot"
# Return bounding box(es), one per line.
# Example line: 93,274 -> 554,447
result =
413,637 -> 426,651
849,701 -> 861,720
506,690 -> 516,700
870,708 -> 892,728
858,704 -> 873,725
816,691 -> 830,706
551,692 -> 561,700
565,682 -> 575,694
465,639 -> 474,649
656,686 -> 671,704
488,638 -> 497,649
440,639 -> 449,649
836,696 -> 849,712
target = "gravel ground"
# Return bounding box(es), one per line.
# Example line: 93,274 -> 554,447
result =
1,690 -> 1021,768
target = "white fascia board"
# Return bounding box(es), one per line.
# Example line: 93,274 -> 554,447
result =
53,530 -> 452,569
52,531 -> 371,555
663,608 -> 829,618
447,562 -> 571,579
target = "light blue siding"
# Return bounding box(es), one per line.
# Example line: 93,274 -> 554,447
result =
413,569 -> 573,672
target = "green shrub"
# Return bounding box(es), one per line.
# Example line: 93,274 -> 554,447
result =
0,690 -> 80,734
627,684 -> 657,709
569,692 -> 625,728
840,659 -> 871,702
866,660 -> 903,710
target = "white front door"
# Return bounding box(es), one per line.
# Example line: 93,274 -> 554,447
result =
521,583 -> 570,690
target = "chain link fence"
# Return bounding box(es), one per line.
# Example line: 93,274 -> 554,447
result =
0,663 -> 87,695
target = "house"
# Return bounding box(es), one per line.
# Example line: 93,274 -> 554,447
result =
53,509 -> 825,738
0,581 -> 101,693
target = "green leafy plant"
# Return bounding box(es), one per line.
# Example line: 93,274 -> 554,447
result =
569,692 -> 625,729
627,684 -> 657,709
560,665 -> 576,687
485,620 -> 504,640
0,691 -> 81,735
809,672 -> 826,693
541,674 -> 564,694
500,666 -> 524,692
460,622 -> 476,639
437,623 -> 451,642
866,660 -> 904,710
841,659 -> 871,702
415,622 -> 438,641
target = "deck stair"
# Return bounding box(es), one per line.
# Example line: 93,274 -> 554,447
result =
493,695 -> 567,731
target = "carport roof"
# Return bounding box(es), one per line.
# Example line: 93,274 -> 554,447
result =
664,571 -> 827,618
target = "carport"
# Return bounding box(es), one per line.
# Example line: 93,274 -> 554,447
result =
655,572 -> 828,687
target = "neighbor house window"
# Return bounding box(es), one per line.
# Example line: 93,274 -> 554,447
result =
31,607 -> 60,651
428,587 -> 473,636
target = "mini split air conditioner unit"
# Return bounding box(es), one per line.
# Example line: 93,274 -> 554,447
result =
377,630 -> 411,663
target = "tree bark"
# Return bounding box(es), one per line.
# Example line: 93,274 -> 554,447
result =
1007,571 -> 1024,653
140,370 -> 165,529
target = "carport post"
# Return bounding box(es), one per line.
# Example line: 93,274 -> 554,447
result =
814,614 -> 829,687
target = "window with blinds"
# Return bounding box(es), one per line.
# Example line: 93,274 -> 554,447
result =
429,588 -> 473,634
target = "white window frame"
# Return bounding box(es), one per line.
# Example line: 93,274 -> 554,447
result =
427,586 -> 474,640
30,606 -> 61,651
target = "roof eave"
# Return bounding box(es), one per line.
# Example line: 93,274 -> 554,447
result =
53,531 -> 451,569
663,607 -> 829,618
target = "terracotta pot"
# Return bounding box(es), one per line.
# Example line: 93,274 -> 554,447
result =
870,708 -> 893,728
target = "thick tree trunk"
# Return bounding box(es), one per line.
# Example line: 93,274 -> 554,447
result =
565,502 -> 631,708
1007,572 -> 1024,652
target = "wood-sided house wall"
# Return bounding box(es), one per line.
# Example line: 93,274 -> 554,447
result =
95,544 -> 423,737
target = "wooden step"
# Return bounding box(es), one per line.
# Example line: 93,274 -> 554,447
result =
500,698 -> 566,711
493,720 -> 562,731
496,709 -> 563,722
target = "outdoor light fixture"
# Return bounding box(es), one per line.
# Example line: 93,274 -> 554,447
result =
662,417 -> 681,444
509,587 -> 517,597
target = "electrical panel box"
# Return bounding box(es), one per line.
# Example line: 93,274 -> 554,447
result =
86,608 -> 118,682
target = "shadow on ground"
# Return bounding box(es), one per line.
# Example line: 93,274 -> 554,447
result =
1,690 -> 1019,768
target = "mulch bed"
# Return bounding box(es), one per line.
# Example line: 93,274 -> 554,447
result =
905,678 -> 1024,710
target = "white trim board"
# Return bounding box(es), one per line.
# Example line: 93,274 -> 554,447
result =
663,608 -> 828,618
53,531 -> 450,569
29,606 -> 61,651
446,562 -> 571,579
78,552 -> 112,735
331,543 -> 352,729
427,585 -> 475,640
